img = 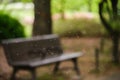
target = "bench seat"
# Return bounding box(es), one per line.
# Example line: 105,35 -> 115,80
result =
12,52 -> 82,67
13,52 -> 82,67
30,52 -> 82,67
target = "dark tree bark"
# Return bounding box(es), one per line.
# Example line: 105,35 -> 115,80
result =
99,0 -> 120,64
111,0 -> 118,19
99,1 -> 113,35
112,33 -> 119,64
33,0 -> 52,36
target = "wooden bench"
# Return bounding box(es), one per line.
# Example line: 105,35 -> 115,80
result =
2,34 -> 83,80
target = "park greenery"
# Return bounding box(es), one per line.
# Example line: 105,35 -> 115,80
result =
1,0 -> 99,13
51,0 -> 99,14
0,12 -> 25,42
0,0 -> 105,37
0,0 -> 119,61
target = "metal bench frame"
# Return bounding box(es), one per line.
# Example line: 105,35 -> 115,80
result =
2,34 -> 83,80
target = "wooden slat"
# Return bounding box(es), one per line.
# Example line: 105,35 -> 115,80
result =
29,52 -> 83,67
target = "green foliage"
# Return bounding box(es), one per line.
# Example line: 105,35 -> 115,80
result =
0,0 -> 32,3
51,0 -> 99,14
0,1 -> 107,38
0,3 -> 34,37
0,12 -> 25,42
111,19 -> 120,31
101,0 -> 120,32
20,0 -> 32,3
2,0 -> 99,13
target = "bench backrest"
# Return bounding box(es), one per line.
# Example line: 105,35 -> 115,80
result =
2,34 -> 63,65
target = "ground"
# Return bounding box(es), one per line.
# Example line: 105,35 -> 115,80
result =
0,37 -> 120,80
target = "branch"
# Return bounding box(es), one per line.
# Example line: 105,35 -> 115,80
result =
111,0 -> 118,19
99,0 -> 113,35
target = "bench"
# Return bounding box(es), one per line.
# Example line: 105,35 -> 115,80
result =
2,34 -> 83,80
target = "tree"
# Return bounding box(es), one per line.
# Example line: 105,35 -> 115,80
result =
87,0 -> 92,12
60,0 -> 66,19
33,0 -> 52,36
99,0 -> 120,64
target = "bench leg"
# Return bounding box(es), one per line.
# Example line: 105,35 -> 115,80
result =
10,68 -> 18,80
31,68 -> 36,80
53,62 -> 60,74
72,58 -> 80,75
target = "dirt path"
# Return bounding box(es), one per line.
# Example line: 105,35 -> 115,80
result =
61,37 -> 120,80
104,72 -> 120,80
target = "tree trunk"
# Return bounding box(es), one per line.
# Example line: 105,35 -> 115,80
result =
111,0 -> 118,19
88,0 -> 92,12
112,34 -> 119,64
99,1 -> 113,34
99,0 -> 120,64
33,0 -> 52,36
60,0 -> 65,19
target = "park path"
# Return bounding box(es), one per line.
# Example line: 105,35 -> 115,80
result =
103,72 -> 120,80
71,72 -> 120,80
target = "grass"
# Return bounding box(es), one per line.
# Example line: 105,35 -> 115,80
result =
53,18 -> 106,37
37,73 -> 66,80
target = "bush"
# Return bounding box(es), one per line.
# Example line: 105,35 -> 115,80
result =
53,18 -> 108,37
0,12 -> 25,42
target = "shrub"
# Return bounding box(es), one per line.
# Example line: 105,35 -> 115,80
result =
0,12 -> 25,42
53,18 -> 108,37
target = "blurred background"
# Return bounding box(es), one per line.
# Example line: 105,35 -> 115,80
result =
0,0 -> 120,80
